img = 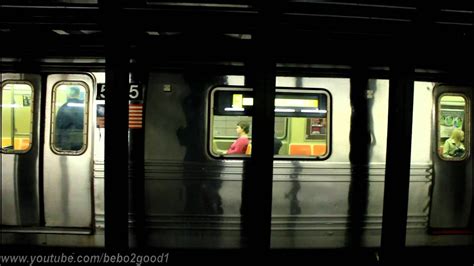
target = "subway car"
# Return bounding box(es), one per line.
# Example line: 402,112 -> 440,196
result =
1,67 -> 472,248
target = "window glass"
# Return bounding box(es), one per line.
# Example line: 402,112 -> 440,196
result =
1,82 -> 33,153
438,94 -> 468,160
210,87 -> 330,158
275,91 -> 329,157
212,115 -> 253,156
51,83 -> 88,154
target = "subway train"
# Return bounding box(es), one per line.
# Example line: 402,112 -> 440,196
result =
1,67 -> 472,248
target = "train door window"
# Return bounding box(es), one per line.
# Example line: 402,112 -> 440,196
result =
437,94 -> 470,160
50,82 -> 89,154
1,82 -> 34,153
210,87 -> 330,159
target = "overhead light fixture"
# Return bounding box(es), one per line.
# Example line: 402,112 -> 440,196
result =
301,109 -> 327,113
0,104 -> 20,108
240,34 -> 252,40
275,108 -> 296,113
224,107 -> 245,112
146,31 -> 160,36
80,30 -> 100,34
52,29 -> 69,35
66,103 -> 85,107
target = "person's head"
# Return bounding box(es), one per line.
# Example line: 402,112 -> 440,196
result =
67,86 -> 81,100
236,121 -> 250,135
451,128 -> 464,142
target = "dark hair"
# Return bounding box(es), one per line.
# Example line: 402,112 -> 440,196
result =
237,121 -> 250,134
68,86 -> 81,98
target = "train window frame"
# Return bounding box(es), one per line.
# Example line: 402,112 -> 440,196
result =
0,80 -> 35,154
436,92 -> 470,161
50,80 -> 90,156
208,86 -> 332,160
275,88 -> 332,160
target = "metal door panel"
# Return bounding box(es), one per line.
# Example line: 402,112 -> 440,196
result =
430,84 -> 472,228
1,73 -> 41,226
43,74 -> 95,227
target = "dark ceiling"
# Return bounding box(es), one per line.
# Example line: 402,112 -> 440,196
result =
1,1 -> 472,72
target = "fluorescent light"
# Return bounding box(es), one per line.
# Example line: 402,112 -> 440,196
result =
53,30 -> 69,35
241,34 -> 252,40
67,103 -> 84,107
80,30 -> 100,34
146,31 -> 160,36
0,104 -> 20,108
275,108 -> 296,113
224,107 -> 245,112
301,109 -> 327,113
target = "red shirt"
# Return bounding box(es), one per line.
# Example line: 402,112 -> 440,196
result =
227,137 -> 249,154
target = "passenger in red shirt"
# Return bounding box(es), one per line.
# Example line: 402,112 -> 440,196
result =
226,121 -> 250,154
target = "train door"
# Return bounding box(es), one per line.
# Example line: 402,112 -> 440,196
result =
1,74 -> 41,226
430,84 -> 472,229
43,74 -> 95,227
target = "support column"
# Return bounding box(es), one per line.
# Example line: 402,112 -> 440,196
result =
129,63 -> 147,248
101,0 -> 130,249
380,63 -> 414,264
240,4 -> 280,250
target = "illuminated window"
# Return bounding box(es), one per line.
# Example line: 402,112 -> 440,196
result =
275,89 -> 330,158
438,94 -> 470,160
211,88 -> 253,157
209,87 -> 331,159
1,82 -> 34,153
51,82 -> 89,154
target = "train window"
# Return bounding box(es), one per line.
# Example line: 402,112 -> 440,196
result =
1,82 -> 34,153
210,87 -> 330,159
50,82 -> 89,155
274,89 -> 330,158
437,94 -> 469,160
210,88 -> 253,157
